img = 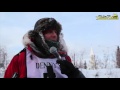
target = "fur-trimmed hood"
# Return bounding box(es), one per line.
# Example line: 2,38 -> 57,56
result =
22,30 -> 68,54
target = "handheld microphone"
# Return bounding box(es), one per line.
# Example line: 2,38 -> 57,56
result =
49,46 -> 62,60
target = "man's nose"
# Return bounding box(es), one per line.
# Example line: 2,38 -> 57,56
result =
52,31 -> 57,36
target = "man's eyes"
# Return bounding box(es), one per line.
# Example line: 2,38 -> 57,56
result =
47,30 -> 57,33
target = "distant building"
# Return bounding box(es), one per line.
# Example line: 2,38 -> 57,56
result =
89,48 -> 96,69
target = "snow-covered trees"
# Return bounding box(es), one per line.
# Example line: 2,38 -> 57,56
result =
0,45 -> 7,69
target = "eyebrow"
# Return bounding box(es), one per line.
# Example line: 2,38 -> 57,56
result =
43,29 -> 57,34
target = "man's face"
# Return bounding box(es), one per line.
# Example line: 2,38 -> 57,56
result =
43,29 -> 58,41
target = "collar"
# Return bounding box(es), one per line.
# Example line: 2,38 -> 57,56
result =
27,45 -> 67,59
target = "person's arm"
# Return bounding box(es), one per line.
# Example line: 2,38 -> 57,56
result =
57,56 -> 86,78
4,55 -> 19,78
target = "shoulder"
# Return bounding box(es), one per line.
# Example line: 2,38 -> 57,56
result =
11,48 -> 26,62
59,51 -> 72,63
19,48 -> 26,54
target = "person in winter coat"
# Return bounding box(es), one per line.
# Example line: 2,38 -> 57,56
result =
4,17 -> 86,78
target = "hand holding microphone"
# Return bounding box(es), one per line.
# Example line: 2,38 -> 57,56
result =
56,60 -> 86,78
49,46 -> 86,78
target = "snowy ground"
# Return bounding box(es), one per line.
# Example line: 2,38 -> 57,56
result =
79,68 -> 120,78
1,68 -> 120,78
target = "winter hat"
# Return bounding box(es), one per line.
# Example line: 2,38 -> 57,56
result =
28,17 -> 63,57
34,17 -> 62,36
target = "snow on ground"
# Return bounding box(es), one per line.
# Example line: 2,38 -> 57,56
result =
1,68 -> 120,78
79,68 -> 120,78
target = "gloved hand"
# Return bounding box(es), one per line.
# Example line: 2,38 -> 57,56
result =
57,60 -> 86,78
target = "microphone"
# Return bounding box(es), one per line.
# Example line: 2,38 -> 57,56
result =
49,46 -> 62,60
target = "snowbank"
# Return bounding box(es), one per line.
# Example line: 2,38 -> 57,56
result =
1,68 -> 120,78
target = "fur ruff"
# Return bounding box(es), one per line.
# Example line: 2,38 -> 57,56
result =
22,31 -> 68,53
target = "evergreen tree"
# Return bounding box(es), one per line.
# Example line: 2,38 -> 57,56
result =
116,46 -> 120,68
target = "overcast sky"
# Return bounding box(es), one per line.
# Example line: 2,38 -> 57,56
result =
0,12 -> 120,60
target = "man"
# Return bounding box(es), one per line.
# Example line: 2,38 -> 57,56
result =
4,17 -> 85,78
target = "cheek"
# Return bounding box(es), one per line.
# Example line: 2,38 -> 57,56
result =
44,34 -> 50,40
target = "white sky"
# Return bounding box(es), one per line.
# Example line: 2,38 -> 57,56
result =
0,12 -> 120,60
